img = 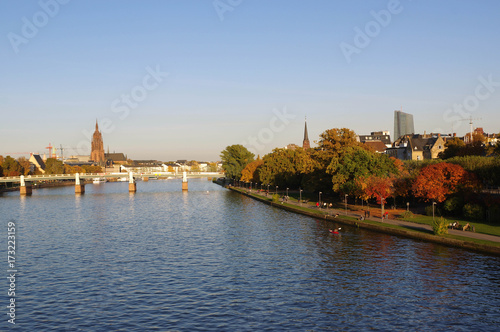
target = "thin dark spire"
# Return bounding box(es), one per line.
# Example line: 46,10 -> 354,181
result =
303,117 -> 310,149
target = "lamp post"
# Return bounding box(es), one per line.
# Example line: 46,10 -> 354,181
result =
299,189 -> 302,205
433,201 -> 436,221
267,184 -> 270,194
407,202 -> 409,212
276,186 -> 278,195
319,192 -> 322,207
286,187 -> 289,199
345,194 -> 348,215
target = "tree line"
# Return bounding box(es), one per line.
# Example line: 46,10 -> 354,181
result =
220,128 -> 500,223
0,155 -> 102,177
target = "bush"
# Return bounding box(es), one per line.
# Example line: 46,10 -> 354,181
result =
463,203 -> 484,221
433,217 -> 448,235
400,211 -> 414,219
272,194 -> 280,203
443,197 -> 463,216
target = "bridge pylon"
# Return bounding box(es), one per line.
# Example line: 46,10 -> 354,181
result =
129,172 -> 137,193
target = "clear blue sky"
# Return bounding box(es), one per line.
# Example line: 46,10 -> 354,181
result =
1,0 -> 499,161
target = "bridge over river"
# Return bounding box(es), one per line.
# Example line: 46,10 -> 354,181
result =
0,171 -> 225,195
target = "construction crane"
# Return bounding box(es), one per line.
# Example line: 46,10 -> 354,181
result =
459,116 -> 481,143
55,145 -> 82,164
45,143 -> 57,159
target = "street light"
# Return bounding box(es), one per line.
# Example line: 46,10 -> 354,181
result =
299,189 -> 302,205
407,202 -> 409,212
319,192 -> 322,207
276,186 -> 278,195
286,187 -> 289,198
345,194 -> 348,215
267,184 -> 270,194
432,201 -> 437,221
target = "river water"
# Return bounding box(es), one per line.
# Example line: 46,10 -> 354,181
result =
1,179 -> 499,331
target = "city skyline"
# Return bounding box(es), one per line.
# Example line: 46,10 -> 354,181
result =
1,1 -> 499,160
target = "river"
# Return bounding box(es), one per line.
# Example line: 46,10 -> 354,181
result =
1,179 -> 499,331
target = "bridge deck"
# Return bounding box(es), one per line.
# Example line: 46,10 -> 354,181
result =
0,172 -> 225,183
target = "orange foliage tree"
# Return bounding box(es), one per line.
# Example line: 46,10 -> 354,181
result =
240,158 -> 264,183
412,162 -> 468,203
360,175 -> 394,218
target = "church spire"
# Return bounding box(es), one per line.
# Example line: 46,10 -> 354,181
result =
95,119 -> 99,131
303,117 -> 310,149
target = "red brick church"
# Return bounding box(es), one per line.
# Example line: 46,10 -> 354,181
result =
90,120 -> 105,165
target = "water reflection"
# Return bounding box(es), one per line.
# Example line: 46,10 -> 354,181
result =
0,181 -> 498,331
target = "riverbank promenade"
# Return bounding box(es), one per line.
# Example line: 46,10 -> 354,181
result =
229,186 -> 500,256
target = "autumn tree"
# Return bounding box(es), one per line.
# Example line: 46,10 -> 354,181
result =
2,156 -> 23,176
240,158 -> 264,183
361,175 -> 394,218
18,157 -> 32,176
259,148 -> 315,188
220,144 -> 254,180
207,162 -> 218,172
412,162 -> 468,203
316,128 -> 363,155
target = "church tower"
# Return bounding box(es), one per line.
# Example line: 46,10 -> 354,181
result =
90,120 -> 105,164
302,117 -> 310,149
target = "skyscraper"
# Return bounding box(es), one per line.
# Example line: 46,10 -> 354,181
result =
394,110 -> 414,141
90,120 -> 105,164
303,118 -> 310,149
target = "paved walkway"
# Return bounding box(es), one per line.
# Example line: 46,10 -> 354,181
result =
244,188 -> 500,244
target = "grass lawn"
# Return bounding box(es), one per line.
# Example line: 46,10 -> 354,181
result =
400,214 -> 500,237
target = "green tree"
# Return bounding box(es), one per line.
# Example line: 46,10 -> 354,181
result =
45,158 -> 64,174
220,144 -> 254,180
439,137 -> 465,159
327,146 -> 398,195
2,156 -> 23,176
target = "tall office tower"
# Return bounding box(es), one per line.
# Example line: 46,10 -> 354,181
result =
394,110 -> 414,141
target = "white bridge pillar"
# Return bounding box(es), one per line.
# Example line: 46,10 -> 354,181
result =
19,175 -> 32,196
182,171 -> 188,191
129,172 -> 137,192
75,173 -> 85,194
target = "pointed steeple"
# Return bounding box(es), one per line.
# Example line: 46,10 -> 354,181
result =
95,119 -> 99,131
303,117 -> 310,149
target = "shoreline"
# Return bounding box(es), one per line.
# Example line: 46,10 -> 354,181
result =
226,186 -> 500,257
